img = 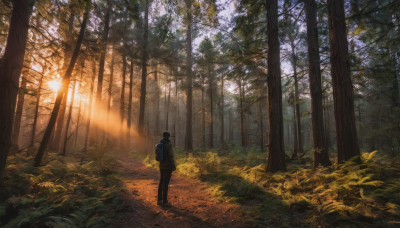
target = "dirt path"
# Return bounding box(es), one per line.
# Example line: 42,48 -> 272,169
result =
110,154 -> 247,228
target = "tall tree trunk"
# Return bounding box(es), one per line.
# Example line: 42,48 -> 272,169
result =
174,75 -> 178,146
61,79 -> 77,156
120,53 -> 127,148
0,0 -> 34,181
305,0 -> 331,167
127,59 -> 134,146
357,101 -> 362,149
74,60 -> 84,147
52,8 -> 76,151
12,73 -> 28,149
107,43 -> 115,137
327,0 -> 360,163
155,69 -> 160,134
166,77 -> 171,131
292,103 -> 298,158
290,37 -> 304,157
34,2 -> 90,167
32,72 -> 44,146
74,98 -> 82,147
52,95 -> 67,150
229,110 -> 233,141
209,69 -> 214,148
266,0 -> 286,172
93,0 -> 111,143
220,75 -> 225,148
201,77 -> 205,148
138,0 -> 149,135
164,90 -> 167,129
84,60 -> 96,152
238,79 -> 246,147
185,0 -> 193,151
258,93 -> 264,152
324,96 -> 332,149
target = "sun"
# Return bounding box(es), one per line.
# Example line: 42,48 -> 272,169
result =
48,79 -> 61,93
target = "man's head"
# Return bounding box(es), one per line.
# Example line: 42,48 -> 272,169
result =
163,131 -> 170,139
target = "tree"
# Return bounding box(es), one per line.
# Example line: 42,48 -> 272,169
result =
304,0 -> 331,167
138,0 -> 150,136
120,53 -> 127,148
198,38 -> 218,148
84,59 -> 96,152
169,0 -> 218,151
35,0 -> 91,167
266,0 -> 286,172
0,0 -> 35,181
327,0 -> 360,163
11,71 -> 28,149
184,0 -> 194,151
281,1 -> 304,158
61,77 -> 77,156
31,69 -> 45,146
126,57 -> 134,146
52,2 -> 77,151
349,0 -> 400,152
92,0 -> 112,144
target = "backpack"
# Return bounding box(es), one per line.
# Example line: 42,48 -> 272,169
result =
155,142 -> 166,161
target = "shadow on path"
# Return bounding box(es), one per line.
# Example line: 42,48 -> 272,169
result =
110,155 -> 246,228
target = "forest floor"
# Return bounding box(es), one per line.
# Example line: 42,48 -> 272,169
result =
110,152 -> 247,228
109,148 -> 400,228
2,147 -> 398,227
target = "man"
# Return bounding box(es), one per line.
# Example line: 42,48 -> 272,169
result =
157,131 -> 176,206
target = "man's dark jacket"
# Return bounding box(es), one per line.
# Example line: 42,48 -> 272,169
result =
159,138 -> 176,171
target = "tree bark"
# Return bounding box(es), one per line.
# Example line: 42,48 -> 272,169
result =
324,96 -> 332,149
201,76 -> 206,148
0,0 -> 34,180
12,73 -> 28,149
74,60 -> 84,147
266,0 -> 286,172
258,92 -> 265,152
84,60 -> 96,152
238,78 -> 246,147
292,103 -> 298,158
127,58 -> 134,146
185,0 -> 193,151
220,75 -> 225,148
289,37 -> 304,157
32,71 -> 44,146
93,0 -> 111,143
120,53 -> 127,148
35,2 -> 90,166
155,68 -> 160,134
174,74 -> 178,146
305,0 -> 331,168
166,77 -> 171,131
107,43 -> 115,137
229,110 -> 233,141
138,0 -> 149,135
61,79 -> 77,156
208,68 -> 214,148
74,97 -> 82,147
327,0 -> 360,163
52,8 -> 76,151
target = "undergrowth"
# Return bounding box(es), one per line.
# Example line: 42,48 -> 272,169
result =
138,145 -> 400,227
0,150 -> 130,228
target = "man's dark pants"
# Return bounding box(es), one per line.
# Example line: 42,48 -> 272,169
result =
158,169 -> 172,203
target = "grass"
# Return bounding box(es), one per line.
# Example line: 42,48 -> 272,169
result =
134,144 -> 400,227
0,148 -> 130,228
